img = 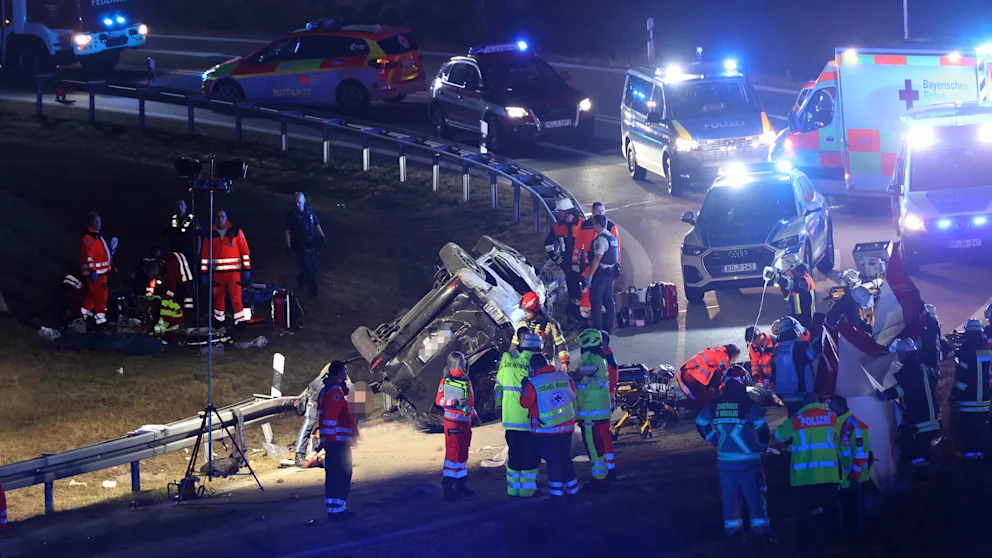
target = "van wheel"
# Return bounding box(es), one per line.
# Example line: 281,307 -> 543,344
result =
210,79 -> 244,101
685,285 -> 705,303
626,143 -> 646,180
350,327 -> 381,362
13,40 -> 51,75
79,50 -> 121,74
666,155 -> 684,197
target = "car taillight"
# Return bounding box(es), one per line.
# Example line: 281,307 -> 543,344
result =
368,58 -> 399,70
372,357 -> 383,369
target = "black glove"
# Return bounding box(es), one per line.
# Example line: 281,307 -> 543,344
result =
241,271 -> 251,285
550,253 -> 564,265
286,246 -> 293,258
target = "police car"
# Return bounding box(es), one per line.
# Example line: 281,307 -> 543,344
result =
428,42 -> 594,152
201,17 -> 425,110
621,60 -> 776,196
679,162 -> 835,302
893,102 -> 992,271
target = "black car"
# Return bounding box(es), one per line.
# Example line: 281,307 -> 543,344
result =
428,42 -> 594,152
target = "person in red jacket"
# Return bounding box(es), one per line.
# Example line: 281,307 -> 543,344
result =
200,209 -> 251,327
318,360 -> 357,522
436,352 -> 479,500
601,329 -> 619,479
746,326 -> 775,388
520,353 -> 579,502
158,251 -> 195,314
79,212 -> 117,329
677,345 -> 741,411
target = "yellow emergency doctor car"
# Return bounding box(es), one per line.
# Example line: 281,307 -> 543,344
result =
201,17 -> 426,110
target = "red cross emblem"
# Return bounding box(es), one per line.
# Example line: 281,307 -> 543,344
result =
898,79 -> 919,110
298,74 -> 309,86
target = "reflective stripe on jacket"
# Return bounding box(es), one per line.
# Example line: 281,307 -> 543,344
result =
837,411 -> 872,487
318,381 -> 357,446
80,229 -> 112,276
520,366 -> 576,434
696,392 -> 770,470
749,333 -> 774,384
436,373 -> 477,424
773,402 -> 841,486
496,350 -> 532,431
200,224 -> 251,273
513,316 -> 569,366
545,216 -> 585,266
683,346 -> 732,386
952,346 -> 992,412
574,352 -> 611,421
882,357 -> 939,430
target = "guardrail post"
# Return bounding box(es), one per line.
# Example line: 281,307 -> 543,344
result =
235,106 -> 243,146
322,126 -> 331,167
398,145 -> 407,183
138,94 -> 146,132
462,163 -> 470,203
187,101 -> 196,136
88,87 -> 97,125
490,171 -> 498,210
45,481 -> 55,515
130,461 -> 141,492
533,195 -> 541,233
36,78 -> 44,118
280,118 -> 288,152
432,153 -> 441,192
362,136 -> 370,171
513,183 -> 521,223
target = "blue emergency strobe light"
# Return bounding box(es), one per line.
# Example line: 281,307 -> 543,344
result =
103,17 -> 114,26
117,15 -> 126,24
723,59 -> 737,72
973,216 -> 988,226
516,40 -> 529,51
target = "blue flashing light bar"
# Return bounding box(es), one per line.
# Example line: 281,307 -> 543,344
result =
469,42 -> 529,55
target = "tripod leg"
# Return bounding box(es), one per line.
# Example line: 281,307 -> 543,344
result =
177,413 -> 210,503
212,408 -> 264,491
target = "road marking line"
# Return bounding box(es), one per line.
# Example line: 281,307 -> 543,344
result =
141,48 -> 237,58
148,35 -> 801,95
535,142 -> 609,159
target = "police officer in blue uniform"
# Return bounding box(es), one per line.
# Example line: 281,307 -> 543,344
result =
584,214 -> 618,333
284,192 -> 326,296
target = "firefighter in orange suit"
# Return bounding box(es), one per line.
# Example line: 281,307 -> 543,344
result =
576,202 -> 622,323
436,351 -> 480,500
80,212 -> 118,329
677,345 -> 741,411
545,198 -> 586,321
318,360 -> 357,522
746,326 -> 775,388
200,209 -> 251,327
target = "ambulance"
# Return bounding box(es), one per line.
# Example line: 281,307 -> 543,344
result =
770,46 -> 992,197
891,102 -> 992,271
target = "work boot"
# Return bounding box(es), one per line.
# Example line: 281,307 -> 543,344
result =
442,478 -> 459,501
456,477 -> 475,497
607,469 -> 617,483
326,510 -> 356,523
295,452 -> 307,468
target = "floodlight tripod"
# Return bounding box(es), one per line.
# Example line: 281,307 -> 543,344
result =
176,154 -> 262,501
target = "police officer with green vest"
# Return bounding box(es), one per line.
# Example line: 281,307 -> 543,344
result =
496,328 -> 543,497
696,365 -> 772,546
572,328 -> 613,489
520,353 -> 578,502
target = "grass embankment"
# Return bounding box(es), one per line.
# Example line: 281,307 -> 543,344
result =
0,102 -> 544,520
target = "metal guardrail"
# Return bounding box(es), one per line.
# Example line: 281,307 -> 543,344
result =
0,395 -> 296,513
33,76 -> 582,233
3,75 -> 585,515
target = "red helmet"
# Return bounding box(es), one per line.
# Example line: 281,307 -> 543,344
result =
519,291 -> 541,312
724,365 -> 749,387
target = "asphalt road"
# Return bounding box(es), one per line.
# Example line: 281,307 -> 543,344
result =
4,34 -> 991,370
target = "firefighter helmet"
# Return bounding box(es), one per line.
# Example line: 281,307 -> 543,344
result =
578,328 -> 603,348
519,291 -> 541,311
888,338 -> 917,353
772,316 -> 800,336
724,364 -> 749,386
774,252 -> 802,273
985,302 -> 992,321
965,318 -> 984,333
841,269 -> 860,286
555,198 -> 575,211
519,333 -> 543,352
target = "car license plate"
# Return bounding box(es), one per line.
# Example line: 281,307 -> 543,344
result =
110,30 -> 125,38
949,238 -> 981,248
544,119 -> 572,129
723,263 -> 757,273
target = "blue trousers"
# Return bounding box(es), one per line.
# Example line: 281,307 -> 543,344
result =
718,466 -> 770,536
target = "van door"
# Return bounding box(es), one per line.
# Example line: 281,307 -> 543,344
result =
784,85 -> 845,196
621,74 -> 665,174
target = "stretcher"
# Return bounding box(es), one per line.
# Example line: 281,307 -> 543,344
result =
609,364 -> 684,441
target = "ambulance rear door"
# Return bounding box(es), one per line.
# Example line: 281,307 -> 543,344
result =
836,48 -> 980,195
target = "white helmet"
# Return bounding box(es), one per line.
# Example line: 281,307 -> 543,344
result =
841,269 -> 860,286
555,198 -> 575,212
772,316 -> 800,336
852,285 -> 873,308
774,252 -> 802,273
985,302 -> 992,321
924,303 -> 938,319
888,338 -> 917,353
965,319 -> 985,333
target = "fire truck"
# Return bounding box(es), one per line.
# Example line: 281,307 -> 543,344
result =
1,0 -> 147,73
